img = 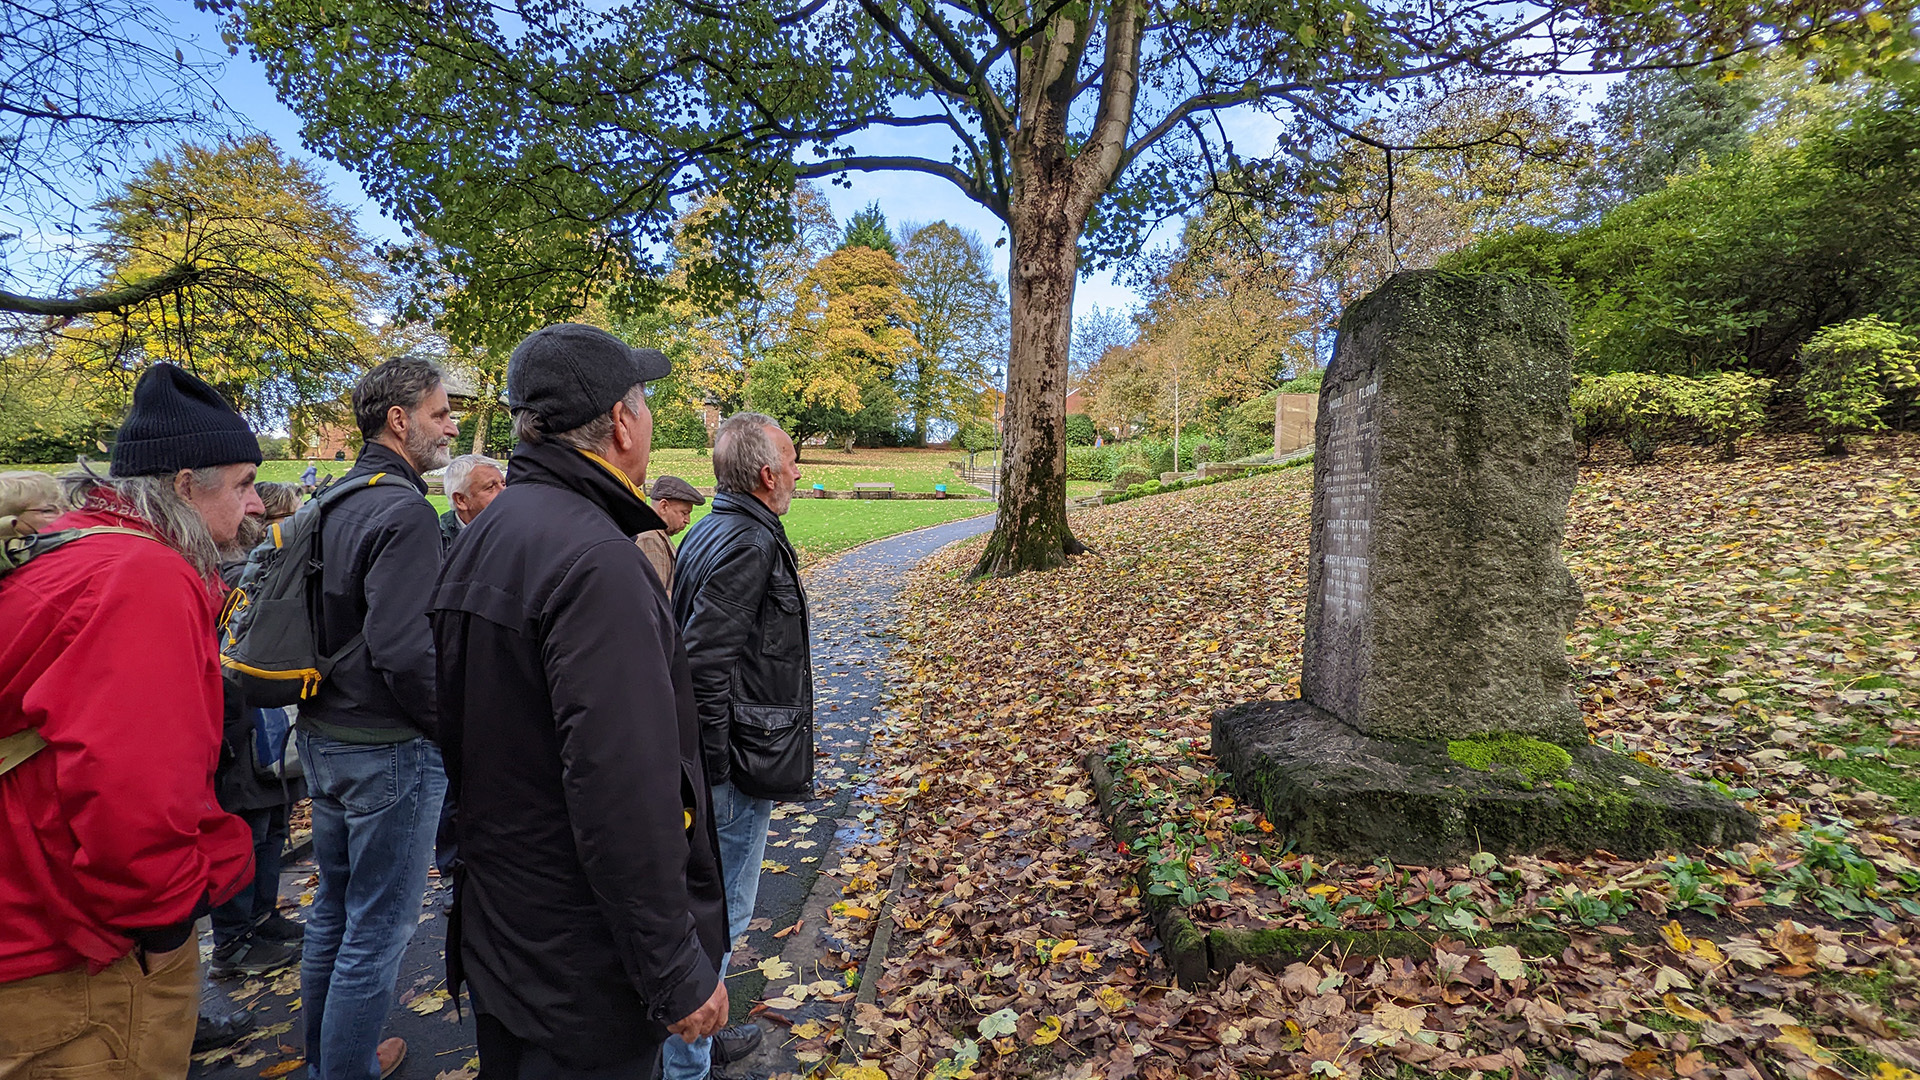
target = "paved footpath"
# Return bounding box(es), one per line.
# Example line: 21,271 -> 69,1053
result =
192,512 -> 996,1080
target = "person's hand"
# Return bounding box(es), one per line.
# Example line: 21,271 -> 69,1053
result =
668,978 -> 729,1043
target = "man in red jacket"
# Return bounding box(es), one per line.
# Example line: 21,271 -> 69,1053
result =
0,364 -> 266,1080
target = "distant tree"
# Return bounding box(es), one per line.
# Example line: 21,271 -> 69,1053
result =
1300,81 -> 1594,312
1,0 -> 233,318
841,203 -> 896,257
45,136 -> 387,422
1579,69 -> 1762,213
897,222 -> 1004,444
1446,79 -> 1920,378
749,246 -> 917,453
658,187 -> 840,415
1070,306 -> 1134,392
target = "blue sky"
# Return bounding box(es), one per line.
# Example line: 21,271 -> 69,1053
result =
162,0 -> 1192,322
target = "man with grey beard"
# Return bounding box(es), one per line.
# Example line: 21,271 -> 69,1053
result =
298,357 -> 460,1080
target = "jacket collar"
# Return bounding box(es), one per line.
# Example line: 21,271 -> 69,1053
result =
353,441 -> 429,493
506,440 -> 666,537
710,491 -> 792,546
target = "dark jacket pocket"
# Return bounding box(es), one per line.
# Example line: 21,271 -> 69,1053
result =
728,702 -> 813,801
760,586 -> 806,658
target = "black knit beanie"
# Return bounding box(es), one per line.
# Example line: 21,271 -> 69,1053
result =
110,364 -> 263,477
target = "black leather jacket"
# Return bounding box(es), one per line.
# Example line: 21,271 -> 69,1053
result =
671,492 -> 814,801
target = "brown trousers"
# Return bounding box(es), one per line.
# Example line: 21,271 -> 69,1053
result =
0,942 -> 200,1080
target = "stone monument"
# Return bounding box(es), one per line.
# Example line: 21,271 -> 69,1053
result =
1213,271 -> 1755,861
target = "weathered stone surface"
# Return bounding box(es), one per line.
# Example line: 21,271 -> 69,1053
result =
1274,393 -> 1319,455
1303,270 -> 1585,744
1213,700 -> 1758,863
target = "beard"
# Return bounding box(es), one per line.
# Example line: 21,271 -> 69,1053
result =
407,423 -> 452,471
223,514 -> 267,561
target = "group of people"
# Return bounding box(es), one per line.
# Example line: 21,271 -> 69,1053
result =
0,323 -> 818,1080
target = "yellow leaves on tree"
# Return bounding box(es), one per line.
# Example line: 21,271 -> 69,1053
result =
749,245 -> 922,450
54,135 -> 387,420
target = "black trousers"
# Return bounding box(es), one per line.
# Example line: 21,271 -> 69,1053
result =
475,1014 -> 662,1080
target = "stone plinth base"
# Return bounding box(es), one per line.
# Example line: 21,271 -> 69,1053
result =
1212,700 -> 1757,863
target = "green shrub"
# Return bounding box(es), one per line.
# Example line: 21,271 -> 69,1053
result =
1570,370 -> 1774,462
0,419 -> 108,464
1065,445 -> 1115,480
1065,413 -> 1098,447
1571,372 -> 1670,461
955,418 -> 1001,454
1669,371 -> 1774,459
1111,464 -> 1152,489
1278,369 -> 1324,394
1797,316 -> 1920,453
1222,391 -> 1280,452
651,401 -> 713,449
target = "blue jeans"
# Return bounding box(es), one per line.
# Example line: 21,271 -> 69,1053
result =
661,782 -> 772,1080
298,733 -> 447,1080
211,804 -> 289,948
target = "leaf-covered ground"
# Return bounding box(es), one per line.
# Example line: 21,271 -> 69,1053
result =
799,435 -> 1920,1080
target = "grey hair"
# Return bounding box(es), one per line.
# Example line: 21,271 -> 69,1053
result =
59,464 -> 230,581
512,384 -> 646,453
443,454 -> 506,496
713,412 -> 784,495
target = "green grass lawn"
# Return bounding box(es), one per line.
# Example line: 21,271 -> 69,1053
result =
10,455 -> 991,564
684,498 -> 991,565
647,446 -> 990,495
8,449 -> 1104,501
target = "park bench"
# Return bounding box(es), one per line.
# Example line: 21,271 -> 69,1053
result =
853,482 -> 895,499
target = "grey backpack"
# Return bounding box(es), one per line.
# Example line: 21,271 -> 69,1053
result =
220,471 -> 414,707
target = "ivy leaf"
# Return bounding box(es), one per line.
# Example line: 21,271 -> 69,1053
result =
977,1008 -> 1019,1039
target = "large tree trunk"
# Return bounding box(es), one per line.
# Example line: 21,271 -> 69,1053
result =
972,169 -> 1086,577
469,374 -> 495,455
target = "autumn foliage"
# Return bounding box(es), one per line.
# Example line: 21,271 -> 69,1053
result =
794,434 -> 1920,1079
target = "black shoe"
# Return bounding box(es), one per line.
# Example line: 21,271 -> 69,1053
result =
254,909 -> 304,944
210,934 -> 298,978
193,1008 -> 257,1053
712,1023 -> 763,1065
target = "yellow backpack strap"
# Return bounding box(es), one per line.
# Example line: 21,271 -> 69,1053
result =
0,728 -> 48,779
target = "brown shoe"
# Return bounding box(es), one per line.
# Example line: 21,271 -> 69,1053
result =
377,1037 -> 407,1080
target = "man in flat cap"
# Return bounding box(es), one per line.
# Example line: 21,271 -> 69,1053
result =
430,324 -> 729,1080
635,474 -> 704,598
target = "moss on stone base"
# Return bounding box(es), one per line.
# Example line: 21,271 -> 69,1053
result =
1447,735 -> 1574,782
1212,699 -> 1759,862
1210,926 -> 1570,972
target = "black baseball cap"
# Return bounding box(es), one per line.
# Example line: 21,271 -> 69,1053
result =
506,324 -> 671,433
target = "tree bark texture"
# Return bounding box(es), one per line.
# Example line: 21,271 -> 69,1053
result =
972,151 -> 1088,575
972,0 -> 1143,575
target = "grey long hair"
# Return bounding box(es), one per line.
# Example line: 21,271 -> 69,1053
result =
60,464 -> 226,581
